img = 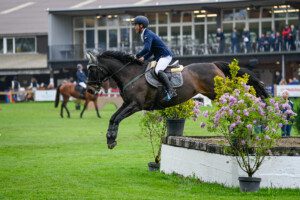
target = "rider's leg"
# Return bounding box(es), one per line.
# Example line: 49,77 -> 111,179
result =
79,82 -> 86,99
155,56 -> 177,101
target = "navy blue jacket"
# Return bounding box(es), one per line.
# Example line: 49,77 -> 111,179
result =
76,70 -> 87,83
136,29 -> 172,61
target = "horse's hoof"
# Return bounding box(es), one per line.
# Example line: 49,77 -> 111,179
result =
97,115 -> 101,118
60,115 -> 63,118
107,141 -> 117,149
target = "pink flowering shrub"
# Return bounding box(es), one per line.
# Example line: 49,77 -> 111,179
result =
201,59 -> 296,177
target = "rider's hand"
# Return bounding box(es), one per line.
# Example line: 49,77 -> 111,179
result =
138,57 -> 144,62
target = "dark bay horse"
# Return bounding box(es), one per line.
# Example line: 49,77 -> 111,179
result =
86,51 -> 268,149
55,81 -> 109,118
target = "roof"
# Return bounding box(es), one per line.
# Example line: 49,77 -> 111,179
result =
0,0 -> 297,36
0,54 -> 47,70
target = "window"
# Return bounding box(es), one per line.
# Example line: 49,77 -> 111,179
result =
119,15 -> 132,26
74,17 -> 84,28
107,15 -> 118,26
262,7 -> 272,18
146,13 -> 156,25
223,10 -> 234,21
195,25 -> 204,44
120,28 -> 130,47
248,8 -> 260,18
171,26 -> 180,45
0,38 -> 3,53
109,29 -> 118,48
158,26 -> 168,42
85,17 -> 95,28
86,30 -> 95,49
7,38 -> 13,53
234,9 -> 247,20
98,30 -> 107,50
97,16 -> 107,26
171,12 -> 180,23
158,12 -> 168,24
15,38 -> 35,53
182,12 -> 192,22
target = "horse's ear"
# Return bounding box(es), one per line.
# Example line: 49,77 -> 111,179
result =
86,51 -> 98,64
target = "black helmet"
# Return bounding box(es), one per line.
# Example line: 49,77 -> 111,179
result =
133,15 -> 149,28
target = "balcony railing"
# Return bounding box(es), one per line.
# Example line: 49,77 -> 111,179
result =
49,41 -> 300,61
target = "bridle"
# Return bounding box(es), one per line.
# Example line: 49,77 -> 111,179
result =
87,61 -> 132,87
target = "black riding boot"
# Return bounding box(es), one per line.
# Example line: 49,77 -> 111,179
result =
157,70 -> 177,101
79,88 -> 85,99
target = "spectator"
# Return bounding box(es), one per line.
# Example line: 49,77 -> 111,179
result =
279,78 -> 287,85
242,28 -> 251,53
289,24 -> 297,51
231,28 -> 239,53
281,90 -> 294,137
274,32 -> 283,51
216,28 -> 225,54
274,71 -> 282,85
282,24 -> 291,51
27,77 -> 39,91
288,77 -> 300,85
264,32 -> 271,52
257,33 -> 265,52
47,78 -> 54,89
11,76 -> 20,102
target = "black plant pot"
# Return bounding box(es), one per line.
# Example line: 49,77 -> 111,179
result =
148,162 -> 160,171
166,118 -> 185,136
238,177 -> 261,192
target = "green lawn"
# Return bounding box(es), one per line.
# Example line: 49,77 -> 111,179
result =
0,102 -> 299,200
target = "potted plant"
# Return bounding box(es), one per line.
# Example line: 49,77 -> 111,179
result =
201,59 -> 295,192
140,111 -> 166,171
159,99 -> 201,136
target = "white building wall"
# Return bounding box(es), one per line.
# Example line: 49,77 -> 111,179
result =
161,144 -> 300,188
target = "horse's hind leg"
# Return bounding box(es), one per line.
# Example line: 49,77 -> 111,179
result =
94,100 -> 101,118
60,102 -> 64,118
62,97 -> 70,118
80,101 -> 88,118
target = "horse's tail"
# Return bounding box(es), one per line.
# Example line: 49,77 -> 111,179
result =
213,61 -> 269,99
55,85 -> 61,108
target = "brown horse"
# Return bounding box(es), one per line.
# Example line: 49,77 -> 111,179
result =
86,51 -> 269,149
55,81 -> 109,118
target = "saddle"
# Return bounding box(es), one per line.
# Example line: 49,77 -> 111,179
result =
75,84 -> 85,93
145,60 -> 184,88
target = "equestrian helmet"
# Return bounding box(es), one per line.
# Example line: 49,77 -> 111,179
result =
133,16 -> 149,28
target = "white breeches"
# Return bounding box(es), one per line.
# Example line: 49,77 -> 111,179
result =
155,56 -> 172,74
79,82 -> 86,88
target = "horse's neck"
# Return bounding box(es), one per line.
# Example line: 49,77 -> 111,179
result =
107,60 -> 145,90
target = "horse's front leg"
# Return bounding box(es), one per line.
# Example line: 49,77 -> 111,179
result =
107,102 -> 140,149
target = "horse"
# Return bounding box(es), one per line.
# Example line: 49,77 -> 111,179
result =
54,81 -> 109,118
86,51 -> 269,149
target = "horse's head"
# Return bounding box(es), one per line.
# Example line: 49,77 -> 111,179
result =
86,51 -> 108,95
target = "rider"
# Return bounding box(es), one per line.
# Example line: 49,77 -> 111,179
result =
133,15 -> 177,101
76,64 -> 87,99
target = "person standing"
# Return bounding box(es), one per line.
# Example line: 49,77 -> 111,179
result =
282,24 -> 291,51
231,28 -> 239,54
242,28 -> 251,53
216,28 -> 225,54
11,76 -> 20,102
281,90 -> 294,137
289,24 -> 297,51
133,15 -> 176,101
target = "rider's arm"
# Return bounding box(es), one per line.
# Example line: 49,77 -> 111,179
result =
143,52 -> 153,60
136,36 -> 153,58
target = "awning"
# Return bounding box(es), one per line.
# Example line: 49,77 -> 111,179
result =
0,53 -> 47,69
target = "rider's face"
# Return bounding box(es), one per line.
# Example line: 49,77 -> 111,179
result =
134,24 -> 142,34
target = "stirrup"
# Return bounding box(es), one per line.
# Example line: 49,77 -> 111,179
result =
163,90 -> 177,101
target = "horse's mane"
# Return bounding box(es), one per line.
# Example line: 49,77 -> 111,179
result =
98,51 -> 143,66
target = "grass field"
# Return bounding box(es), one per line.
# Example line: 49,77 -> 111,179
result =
0,102 -> 299,200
